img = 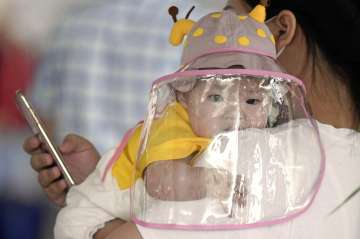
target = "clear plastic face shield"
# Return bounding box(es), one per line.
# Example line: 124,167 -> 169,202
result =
130,69 -> 325,230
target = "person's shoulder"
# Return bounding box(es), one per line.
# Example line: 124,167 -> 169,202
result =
316,121 -> 360,164
317,122 -> 360,144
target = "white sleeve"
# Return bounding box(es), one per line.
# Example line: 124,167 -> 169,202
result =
54,148 -> 132,239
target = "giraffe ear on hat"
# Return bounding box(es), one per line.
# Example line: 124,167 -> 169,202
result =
249,0 -> 269,23
168,6 -> 196,46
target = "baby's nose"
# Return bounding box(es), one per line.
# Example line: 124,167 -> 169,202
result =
223,101 -> 244,115
223,109 -> 246,125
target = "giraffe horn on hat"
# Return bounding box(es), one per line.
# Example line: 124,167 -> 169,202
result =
168,6 -> 196,46
249,0 -> 268,23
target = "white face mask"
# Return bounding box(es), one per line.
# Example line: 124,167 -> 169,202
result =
265,16 -> 287,59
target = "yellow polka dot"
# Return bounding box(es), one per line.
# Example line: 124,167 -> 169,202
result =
256,28 -> 267,38
238,15 -> 248,20
214,35 -> 227,44
238,36 -> 250,46
270,34 -> 276,45
211,12 -> 222,18
192,27 -> 204,37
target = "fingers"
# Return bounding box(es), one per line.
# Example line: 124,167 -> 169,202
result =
36,166 -> 69,207
25,134 -> 73,208
44,179 -> 68,207
38,166 -> 62,188
30,153 -> 53,172
23,135 -> 41,154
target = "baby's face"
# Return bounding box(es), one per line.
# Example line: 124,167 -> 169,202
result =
181,78 -> 270,138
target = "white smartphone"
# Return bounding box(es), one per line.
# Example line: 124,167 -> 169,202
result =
15,90 -> 75,186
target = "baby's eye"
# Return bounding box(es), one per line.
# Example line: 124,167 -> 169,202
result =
246,98 -> 261,105
208,94 -> 224,102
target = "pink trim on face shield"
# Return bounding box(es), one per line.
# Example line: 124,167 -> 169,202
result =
101,123 -> 141,182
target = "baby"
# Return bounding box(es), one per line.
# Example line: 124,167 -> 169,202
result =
55,5 -> 301,238
110,5 -> 296,227
143,75 -> 280,202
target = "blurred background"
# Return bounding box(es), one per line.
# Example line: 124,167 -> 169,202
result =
0,1 -> 90,238
0,0 -> 224,238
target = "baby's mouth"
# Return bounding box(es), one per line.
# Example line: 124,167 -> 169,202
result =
222,126 -> 237,133
223,124 -> 243,132
224,127 -> 232,132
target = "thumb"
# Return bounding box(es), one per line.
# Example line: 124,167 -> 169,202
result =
59,134 -> 89,154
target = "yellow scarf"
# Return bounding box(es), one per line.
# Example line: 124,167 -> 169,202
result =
112,102 -> 211,189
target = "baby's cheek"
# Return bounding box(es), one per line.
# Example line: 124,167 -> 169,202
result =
240,105 -> 265,128
250,109 -> 268,128
198,118 -> 224,138
255,117 -> 268,128
210,103 -> 228,117
214,118 -> 231,136
191,119 -> 214,137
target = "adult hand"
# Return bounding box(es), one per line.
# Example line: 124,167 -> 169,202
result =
23,134 -> 100,206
